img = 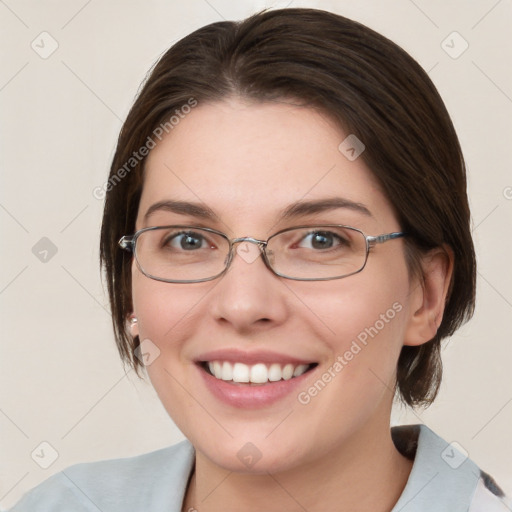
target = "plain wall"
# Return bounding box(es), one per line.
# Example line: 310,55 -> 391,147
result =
1,0 -> 511,507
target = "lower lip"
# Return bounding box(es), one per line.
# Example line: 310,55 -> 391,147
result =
197,364 -> 315,409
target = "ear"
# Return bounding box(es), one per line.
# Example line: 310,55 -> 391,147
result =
404,245 -> 454,346
128,313 -> 139,338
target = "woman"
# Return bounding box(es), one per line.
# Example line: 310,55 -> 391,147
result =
10,7 -> 509,511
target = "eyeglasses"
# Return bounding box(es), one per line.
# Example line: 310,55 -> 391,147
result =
118,225 -> 406,283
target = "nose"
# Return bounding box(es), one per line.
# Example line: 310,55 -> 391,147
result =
209,240 -> 288,333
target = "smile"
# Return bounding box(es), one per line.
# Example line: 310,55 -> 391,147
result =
203,361 -> 317,385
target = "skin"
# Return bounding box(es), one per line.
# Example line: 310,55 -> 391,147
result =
130,98 -> 453,512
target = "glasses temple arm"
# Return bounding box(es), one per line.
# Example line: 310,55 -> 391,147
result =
118,236 -> 135,252
367,232 -> 406,246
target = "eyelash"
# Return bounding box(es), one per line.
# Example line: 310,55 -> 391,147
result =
158,228 -> 352,252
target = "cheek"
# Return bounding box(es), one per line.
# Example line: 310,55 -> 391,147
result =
131,271 -> 207,431
302,275 -> 407,345
292,284 -> 407,427
301,266 -> 409,385
131,268 -> 205,354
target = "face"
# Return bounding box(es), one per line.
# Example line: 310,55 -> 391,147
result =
130,98 -> 417,474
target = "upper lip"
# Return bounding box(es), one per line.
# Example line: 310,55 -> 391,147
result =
194,348 -> 317,366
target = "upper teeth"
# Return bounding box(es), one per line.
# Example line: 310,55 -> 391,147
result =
207,361 -> 310,383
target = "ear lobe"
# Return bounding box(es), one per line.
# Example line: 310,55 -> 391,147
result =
404,245 -> 454,347
128,314 -> 139,337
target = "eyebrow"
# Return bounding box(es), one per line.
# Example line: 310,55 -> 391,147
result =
143,197 -> 372,223
280,198 -> 372,219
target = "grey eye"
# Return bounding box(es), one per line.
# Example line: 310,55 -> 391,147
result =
299,231 -> 345,250
167,232 -> 207,250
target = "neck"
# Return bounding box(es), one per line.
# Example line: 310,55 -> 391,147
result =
182,415 -> 413,512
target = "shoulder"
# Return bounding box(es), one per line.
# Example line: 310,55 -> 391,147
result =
8,440 -> 195,512
391,424 -> 510,511
468,472 -> 512,512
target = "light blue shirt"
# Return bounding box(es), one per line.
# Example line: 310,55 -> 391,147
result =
8,424 -> 509,511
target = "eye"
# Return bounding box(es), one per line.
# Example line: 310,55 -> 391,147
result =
298,231 -> 347,250
165,231 -> 209,251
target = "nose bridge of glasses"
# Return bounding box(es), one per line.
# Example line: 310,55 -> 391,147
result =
228,237 -> 269,268
230,236 -> 267,248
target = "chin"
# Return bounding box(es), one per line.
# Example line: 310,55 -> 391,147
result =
194,434 -> 309,475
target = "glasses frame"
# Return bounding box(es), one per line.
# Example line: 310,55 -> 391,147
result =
118,225 -> 406,283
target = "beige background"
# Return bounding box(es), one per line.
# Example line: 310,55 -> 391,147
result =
1,0 -> 511,507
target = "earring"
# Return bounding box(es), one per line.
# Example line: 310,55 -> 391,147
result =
129,314 -> 138,337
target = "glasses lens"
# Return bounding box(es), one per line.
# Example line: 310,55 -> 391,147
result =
135,227 -> 229,282
267,226 -> 367,279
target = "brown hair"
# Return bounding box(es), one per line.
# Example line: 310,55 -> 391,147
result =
100,7 -> 476,407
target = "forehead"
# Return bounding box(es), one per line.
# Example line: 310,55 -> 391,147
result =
138,99 -> 396,232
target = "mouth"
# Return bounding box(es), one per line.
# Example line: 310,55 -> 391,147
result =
194,349 -> 320,408
198,360 -> 318,385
